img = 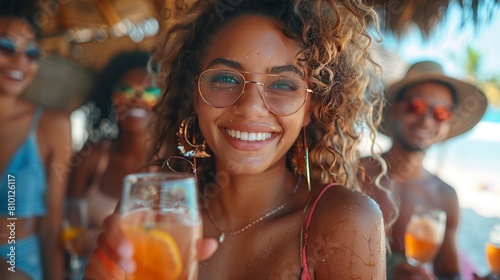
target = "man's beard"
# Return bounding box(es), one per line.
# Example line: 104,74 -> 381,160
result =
392,121 -> 427,152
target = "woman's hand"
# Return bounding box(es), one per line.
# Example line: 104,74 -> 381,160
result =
84,213 -> 218,279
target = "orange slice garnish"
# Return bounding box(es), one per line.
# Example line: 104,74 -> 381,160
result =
123,226 -> 183,280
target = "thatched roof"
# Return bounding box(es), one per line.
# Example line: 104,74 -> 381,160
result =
371,0 -> 500,38
3,0 -> 498,110
3,0 -> 498,70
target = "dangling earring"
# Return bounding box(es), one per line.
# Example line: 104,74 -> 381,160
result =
292,127 -> 311,191
177,114 -> 211,159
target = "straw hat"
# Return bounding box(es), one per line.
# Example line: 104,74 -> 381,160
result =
380,61 -> 488,140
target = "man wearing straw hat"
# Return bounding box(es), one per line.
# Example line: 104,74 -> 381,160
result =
362,61 -> 488,279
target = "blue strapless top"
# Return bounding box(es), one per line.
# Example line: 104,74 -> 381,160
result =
0,107 -> 47,217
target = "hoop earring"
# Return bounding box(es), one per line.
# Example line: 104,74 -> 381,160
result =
292,127 -> 311,191
177,114 -> 211,159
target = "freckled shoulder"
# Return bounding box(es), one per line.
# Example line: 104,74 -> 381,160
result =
308,184 -> 384,239
305,184 -> 386,278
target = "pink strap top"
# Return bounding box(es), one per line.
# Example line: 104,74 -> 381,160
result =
300,183 -> 340,280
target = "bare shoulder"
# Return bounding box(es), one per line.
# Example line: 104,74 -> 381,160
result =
33,107 -> 71,163
67,140 -> 110,196
310,184 -> 384,231
306,184 -> 386,278
38,108 -> 71,137
427,173 -> 460,220
428,172 -> 458,199
70,141 -> 111,175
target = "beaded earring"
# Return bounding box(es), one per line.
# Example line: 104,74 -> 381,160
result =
177,114 -> 210,159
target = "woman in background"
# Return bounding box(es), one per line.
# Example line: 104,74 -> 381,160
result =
67,50 -> 159,255
0,2 -> 71,280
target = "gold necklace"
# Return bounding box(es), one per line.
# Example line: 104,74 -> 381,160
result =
205,177 -> 302,243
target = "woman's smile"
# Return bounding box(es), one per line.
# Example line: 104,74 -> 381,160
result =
225,128 -> 273,141
220,125 -> 280,152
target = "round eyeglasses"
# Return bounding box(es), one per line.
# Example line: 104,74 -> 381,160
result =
197,69 -> 312,116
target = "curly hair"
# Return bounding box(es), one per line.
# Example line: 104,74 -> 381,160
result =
0,0 -> 39,38
149,0 -> 387,194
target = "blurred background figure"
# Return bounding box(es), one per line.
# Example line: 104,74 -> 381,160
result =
362,61 -> 488,279
0,1 -> 72,280
65,50 -> 158,258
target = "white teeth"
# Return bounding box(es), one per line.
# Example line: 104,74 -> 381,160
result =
128,108 -> 148,118
5,70 -> 24,80
226,129 -> 272,141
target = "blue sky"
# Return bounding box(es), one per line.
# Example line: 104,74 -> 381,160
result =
381,3 -> 500,81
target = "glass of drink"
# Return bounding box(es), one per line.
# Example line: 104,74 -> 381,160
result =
486,224 -> 500,278
61,197 -> 89,280
120,172 -> 202,280
404,204 -> 447,267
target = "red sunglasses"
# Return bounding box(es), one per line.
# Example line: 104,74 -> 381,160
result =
405,98 -> 454,122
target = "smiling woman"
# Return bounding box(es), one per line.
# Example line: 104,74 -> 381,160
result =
0,2 -> 72,280
65,50 -> 159,258
84,1 -> 391,279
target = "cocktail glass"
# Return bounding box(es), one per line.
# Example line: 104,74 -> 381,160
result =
404,204 -> 447,267
120,172 -> 202,280
61,197 -> 89,280
486,224 -> 500,279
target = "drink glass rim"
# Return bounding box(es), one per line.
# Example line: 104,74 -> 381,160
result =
120,172 -> 198,216
413,204 -> 447,215
123,172 -> 195,182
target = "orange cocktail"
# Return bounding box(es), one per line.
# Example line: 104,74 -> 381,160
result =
405,231 -> 441,264
61,226 -> 84,246
404,205 -> 446,266
487,242 -> 500,274
120,172 -> 202,280
487,224 -> 500,275
121,209 -> 201,280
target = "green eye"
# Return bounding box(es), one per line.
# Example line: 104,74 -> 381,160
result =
210,73 -> 241,86
267,79 -> 299,91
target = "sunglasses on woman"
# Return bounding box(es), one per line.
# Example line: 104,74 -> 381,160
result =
404,98 -> 454,122
0,36 -> 43,62
112,83 -> 161,107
